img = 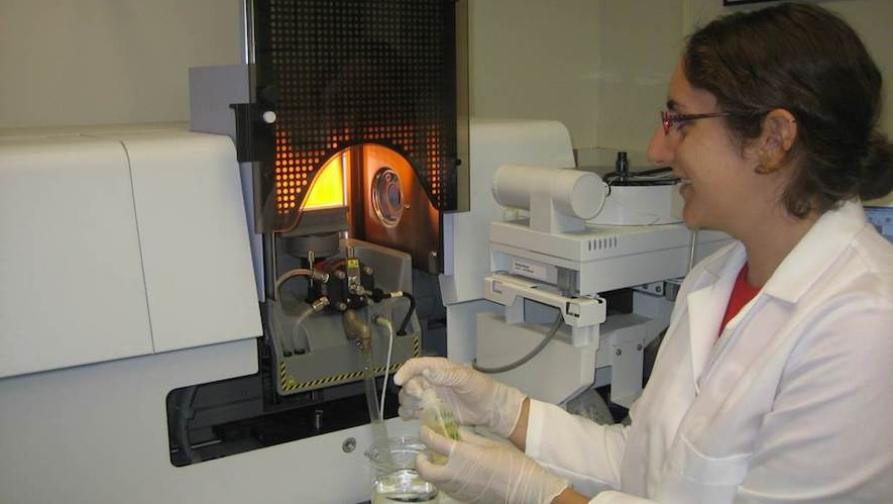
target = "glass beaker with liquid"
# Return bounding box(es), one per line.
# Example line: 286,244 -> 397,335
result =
366,436 -> 439,503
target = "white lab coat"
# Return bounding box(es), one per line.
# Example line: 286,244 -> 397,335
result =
525,201 -> 893,503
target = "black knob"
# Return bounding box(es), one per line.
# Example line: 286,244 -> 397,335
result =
615,151 -> 629,180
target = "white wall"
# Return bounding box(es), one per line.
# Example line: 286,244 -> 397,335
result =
468,0 -> 602,150
470,0 -> 893,168
1,0 -> 890,163
0,0 -> 242,128
590,0 -> 684,165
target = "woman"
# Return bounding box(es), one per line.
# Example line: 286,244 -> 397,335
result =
394,3 -> 893,503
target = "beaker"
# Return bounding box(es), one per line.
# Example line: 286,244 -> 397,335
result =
366,436 -> 439,503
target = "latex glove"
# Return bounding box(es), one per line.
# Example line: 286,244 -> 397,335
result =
394,357 -> 526,437
417,426 -> 569,504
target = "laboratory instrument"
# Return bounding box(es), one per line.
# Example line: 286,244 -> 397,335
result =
0,0 -> 819,502
1,1 -> 465,503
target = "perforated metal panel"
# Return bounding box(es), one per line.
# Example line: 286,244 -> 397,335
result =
252,0 -> 460,232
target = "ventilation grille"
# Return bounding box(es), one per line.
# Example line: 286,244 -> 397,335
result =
253,0 -> 458,231
587,236 -> 619,251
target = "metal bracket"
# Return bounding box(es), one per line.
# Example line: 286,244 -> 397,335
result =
607,332 -> 645,408
483,273 -> 606,346
634,278 -> 683,302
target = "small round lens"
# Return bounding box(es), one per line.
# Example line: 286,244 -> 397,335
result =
371,167 -> 404,227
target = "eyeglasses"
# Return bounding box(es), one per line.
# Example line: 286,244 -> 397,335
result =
660,110 -> 733,135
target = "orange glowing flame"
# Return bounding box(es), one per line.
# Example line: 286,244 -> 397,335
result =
274,129 -> 347,213
302,151 -> 347,210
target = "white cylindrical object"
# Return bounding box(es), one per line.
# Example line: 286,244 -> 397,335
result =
551,168 -> 604,219
492,164 -> 605,220
588,184 -> 682,225
491,164 -> 539,210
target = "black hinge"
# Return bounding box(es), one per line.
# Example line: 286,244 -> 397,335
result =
229,103 -> 275,163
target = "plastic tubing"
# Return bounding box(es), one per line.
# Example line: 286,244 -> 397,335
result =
373,316 -> 395,418
274,268 -> 329,300
473,312 -> 564,374
396,293 -> 415,336
274,268 -> 313,300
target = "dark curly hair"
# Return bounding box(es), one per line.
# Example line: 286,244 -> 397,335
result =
683,3 -> 893,217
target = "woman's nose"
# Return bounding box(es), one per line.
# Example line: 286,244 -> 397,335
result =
646,126 -> 674,166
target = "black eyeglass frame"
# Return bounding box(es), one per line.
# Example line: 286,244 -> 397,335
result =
660,110 -> 734,135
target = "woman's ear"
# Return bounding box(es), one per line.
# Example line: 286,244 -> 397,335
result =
754,109 -> 798,174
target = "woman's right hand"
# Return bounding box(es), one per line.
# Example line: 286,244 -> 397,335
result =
393,357 -> 526,438
415,426 -> 569,504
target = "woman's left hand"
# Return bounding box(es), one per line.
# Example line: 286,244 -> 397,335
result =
416,426 -> 569,504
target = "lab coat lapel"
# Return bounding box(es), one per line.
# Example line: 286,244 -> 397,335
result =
685,245 -> 747,393
686,289 -> 726,392
761,201 -> 868,303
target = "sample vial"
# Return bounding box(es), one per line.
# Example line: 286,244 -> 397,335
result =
420,389 -> 460,464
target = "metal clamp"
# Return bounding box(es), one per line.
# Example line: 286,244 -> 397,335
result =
484,273 -> 606,345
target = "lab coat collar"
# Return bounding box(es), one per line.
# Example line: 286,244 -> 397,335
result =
686,244 -> 747,391
761,201 -> 867,303
685,202 -> 867,389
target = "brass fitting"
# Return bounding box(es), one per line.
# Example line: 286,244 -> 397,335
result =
342,309 -> 372,352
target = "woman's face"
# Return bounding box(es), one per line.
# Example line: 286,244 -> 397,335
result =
647,62 -> 766,235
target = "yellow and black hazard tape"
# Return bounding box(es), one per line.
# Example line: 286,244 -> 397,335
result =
279,360 -> 404,393
278,334 -> 422,392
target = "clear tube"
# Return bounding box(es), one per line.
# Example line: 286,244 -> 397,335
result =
373,316 -> 396,419
362,343 -> 394,472
363,350 -> 382,423
420,389 -> 460,464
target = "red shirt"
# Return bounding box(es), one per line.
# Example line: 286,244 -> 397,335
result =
719,264 -> 761,336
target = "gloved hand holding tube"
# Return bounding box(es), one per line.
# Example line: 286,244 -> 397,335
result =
416,426 -> 570,504
393,357 -> 526,438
